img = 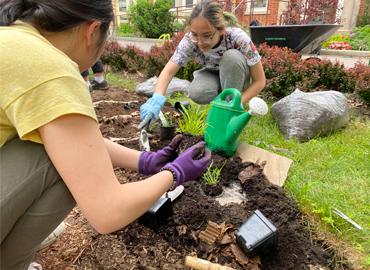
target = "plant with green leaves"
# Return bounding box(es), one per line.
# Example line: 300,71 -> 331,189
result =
177,104 -> 208,135
202,161 -> 226,186
127,0 -> 174,38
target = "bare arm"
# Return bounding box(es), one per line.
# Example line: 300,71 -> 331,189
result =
241,61 -> 266,106
39,114 -> 173,234
103,138 -> 141,169
154,60 -> 181,95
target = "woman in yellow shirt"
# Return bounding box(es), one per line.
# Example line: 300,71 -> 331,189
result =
0,1 -> 211,269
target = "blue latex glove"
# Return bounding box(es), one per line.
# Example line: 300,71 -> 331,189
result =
139,93 -> 166,127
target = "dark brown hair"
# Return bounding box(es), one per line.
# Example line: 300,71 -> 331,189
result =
189,0 -> 225,30
0,0 -> 113,47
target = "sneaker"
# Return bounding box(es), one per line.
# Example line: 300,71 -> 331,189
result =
91,79 -> 109,90
37,221 -> 66,250
28,262 -> 42,270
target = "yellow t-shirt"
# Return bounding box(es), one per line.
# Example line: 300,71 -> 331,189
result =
0,22 -> 97,147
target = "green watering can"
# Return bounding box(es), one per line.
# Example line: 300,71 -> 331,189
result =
205,88 -> 268,157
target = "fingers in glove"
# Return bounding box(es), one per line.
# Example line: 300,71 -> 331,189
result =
186,141 -> 206,158
198,148 -> 212,165
138,113 -> 153,130
169,134 -> 183,149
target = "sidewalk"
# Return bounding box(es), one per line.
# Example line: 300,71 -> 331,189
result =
302,49 -> 369,69
112,36 -> 158,52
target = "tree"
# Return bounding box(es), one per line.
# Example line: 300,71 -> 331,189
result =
282,0 -> 340,25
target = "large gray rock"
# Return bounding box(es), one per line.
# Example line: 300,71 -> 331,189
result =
271,89 -> 349,142
136,76 -> 190,97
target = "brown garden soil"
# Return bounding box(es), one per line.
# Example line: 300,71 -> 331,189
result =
36,86 -> 355,270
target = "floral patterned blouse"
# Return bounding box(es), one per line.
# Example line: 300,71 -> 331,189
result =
171,27 -> 261,71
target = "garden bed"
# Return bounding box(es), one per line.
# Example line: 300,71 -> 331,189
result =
35,87 -> 353,270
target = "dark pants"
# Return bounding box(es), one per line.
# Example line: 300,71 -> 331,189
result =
81,59 -> 104,77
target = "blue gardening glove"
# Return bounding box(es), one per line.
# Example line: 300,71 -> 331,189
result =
138,93 -> 166,129
161,141 -> 211,188
138,134 -> 183,175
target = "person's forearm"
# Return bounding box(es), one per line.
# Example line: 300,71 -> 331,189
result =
241,80 -> 265,106
154,60 -> 180,95
87,170 -> 174,234
103,138 -> 141,169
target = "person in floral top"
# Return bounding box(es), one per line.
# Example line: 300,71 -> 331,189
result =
139,0 -> 266,128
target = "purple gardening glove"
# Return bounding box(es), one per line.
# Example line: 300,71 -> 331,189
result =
138,134 -> 183,175
161,141 -> 211,187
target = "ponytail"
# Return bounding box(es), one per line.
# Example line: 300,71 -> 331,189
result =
0,0 -> 25,26
223,11 -> 240,27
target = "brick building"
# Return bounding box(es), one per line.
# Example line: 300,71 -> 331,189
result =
112,0 -> 367,32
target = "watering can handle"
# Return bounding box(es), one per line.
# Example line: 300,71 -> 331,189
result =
219,88 -> 242,108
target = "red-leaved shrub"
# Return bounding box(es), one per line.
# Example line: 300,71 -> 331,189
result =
348,62 -> 370,105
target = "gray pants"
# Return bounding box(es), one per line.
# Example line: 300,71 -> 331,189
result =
0,138 -> 75,270
188,49 -> 251,104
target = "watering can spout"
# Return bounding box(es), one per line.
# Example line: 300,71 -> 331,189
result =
225,112 -> 251,144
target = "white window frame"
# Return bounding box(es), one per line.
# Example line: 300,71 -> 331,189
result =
246,0 -> 269,14
183,0 -> 194,8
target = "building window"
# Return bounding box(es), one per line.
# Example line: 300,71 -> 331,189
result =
247,0 -> 268,13
118,0 -> 127,12
185,0 -> 193,8
118,0 -> 128,22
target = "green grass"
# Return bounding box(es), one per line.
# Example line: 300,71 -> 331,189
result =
105,72 -> 137,91
242,111 -> 370,266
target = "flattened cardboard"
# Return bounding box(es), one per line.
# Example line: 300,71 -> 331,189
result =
236,143 -> 293,187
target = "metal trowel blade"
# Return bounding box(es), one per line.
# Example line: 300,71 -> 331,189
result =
139,129 -> 150,151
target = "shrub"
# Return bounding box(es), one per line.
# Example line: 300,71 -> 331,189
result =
128,0 -> 174,38
313,61 -> 355,93
144,32 -> 184,77
259,44 -> 305,97
117,23 -> 134,36
348,62 -> 370,105
101,42 -> 146,73
101,42 -> 126,72
349,25 -> 370,51
258,44 -> 357,97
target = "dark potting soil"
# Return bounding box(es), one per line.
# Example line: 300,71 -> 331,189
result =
36,87 -> 352,270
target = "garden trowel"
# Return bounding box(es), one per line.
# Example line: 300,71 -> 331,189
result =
138,114 -> 151,152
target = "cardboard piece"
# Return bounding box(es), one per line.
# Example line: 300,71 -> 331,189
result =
236,143 -> 293,187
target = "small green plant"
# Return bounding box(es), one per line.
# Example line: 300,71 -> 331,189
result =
177,104 -> 208,135
202,161 -> 226,186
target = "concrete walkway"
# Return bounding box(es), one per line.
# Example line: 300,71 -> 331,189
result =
302,49 -> 369,69
112,36 -> 369,69
113,36 -> 158,52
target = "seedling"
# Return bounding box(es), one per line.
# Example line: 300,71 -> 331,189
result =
202,161 -> 226,186
177,104 -> 208,135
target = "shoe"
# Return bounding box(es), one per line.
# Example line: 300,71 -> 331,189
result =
91,79 -> 109,90
37,221 -> 65,250
28,262 -> 42,270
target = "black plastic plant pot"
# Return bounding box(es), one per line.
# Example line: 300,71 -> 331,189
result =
138,197 -> 173,231
236,209 -> 277,255
174,100 -> 190,114
160,126 -> 176,141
